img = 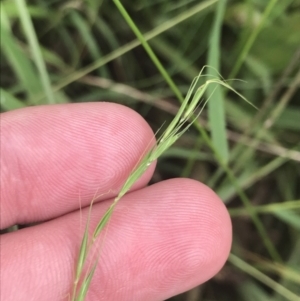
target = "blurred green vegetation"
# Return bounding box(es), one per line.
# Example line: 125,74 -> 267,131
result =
1,0 -> 300,300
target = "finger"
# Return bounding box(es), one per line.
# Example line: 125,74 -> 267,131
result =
1,178 -> 232,301
1,103 -> 156,228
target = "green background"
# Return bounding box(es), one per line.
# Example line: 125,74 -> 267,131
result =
1,0 -> 300,300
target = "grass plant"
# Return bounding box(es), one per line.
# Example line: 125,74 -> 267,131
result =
71,68 -> 250,301
1,0 -> 300,301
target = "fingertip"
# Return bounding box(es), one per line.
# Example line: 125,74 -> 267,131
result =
1,102 -> 156,228
88,178 -> 232,299
151,178 -> 232,283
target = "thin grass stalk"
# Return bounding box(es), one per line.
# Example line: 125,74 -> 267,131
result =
207,0 -> 229,163
14,0 -> 55,104
229,0 -> 279,79
229,200 -> 300,217
71,210 -> 91,300
229,254 -> 300,301
0,6 -> 42,101
109,4 -> 281,261
224,167 -> 282,262
112,0 -> 185,103
111,0 -> 280,263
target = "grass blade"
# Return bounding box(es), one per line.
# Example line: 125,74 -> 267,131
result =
14,0 -> 55,104
206,0 -> 229,163
0,4 -> 42,100
69,10 -> 109,78
71,201 -> 93,301
0,89 -> 26,111
75,261 -> 98,301
229,0 -> 279,78
229,254 -> 300,301
112,0 -> 185,103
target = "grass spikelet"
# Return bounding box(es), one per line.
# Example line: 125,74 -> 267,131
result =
74,261 -> 98,301
70,72 -> 251,300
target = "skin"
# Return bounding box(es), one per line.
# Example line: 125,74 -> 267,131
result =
0,102 -> 232,301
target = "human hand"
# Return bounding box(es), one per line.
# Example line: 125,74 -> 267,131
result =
0,102 -> 232,301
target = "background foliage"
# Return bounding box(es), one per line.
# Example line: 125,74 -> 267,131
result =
1,0 -> 300,300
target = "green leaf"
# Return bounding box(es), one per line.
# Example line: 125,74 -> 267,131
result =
15,0 -> 55,104
0,89 -> 26,111
207,0 -> 229,163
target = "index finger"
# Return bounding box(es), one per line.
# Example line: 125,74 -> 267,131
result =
0,102 -> 156,229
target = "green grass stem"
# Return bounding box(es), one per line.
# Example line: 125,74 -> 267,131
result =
229,254 -> 300,301
206,0 -> 229,163
109,2 -> 279,263
14,0 -> 55,104
229,0 -> 279,79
